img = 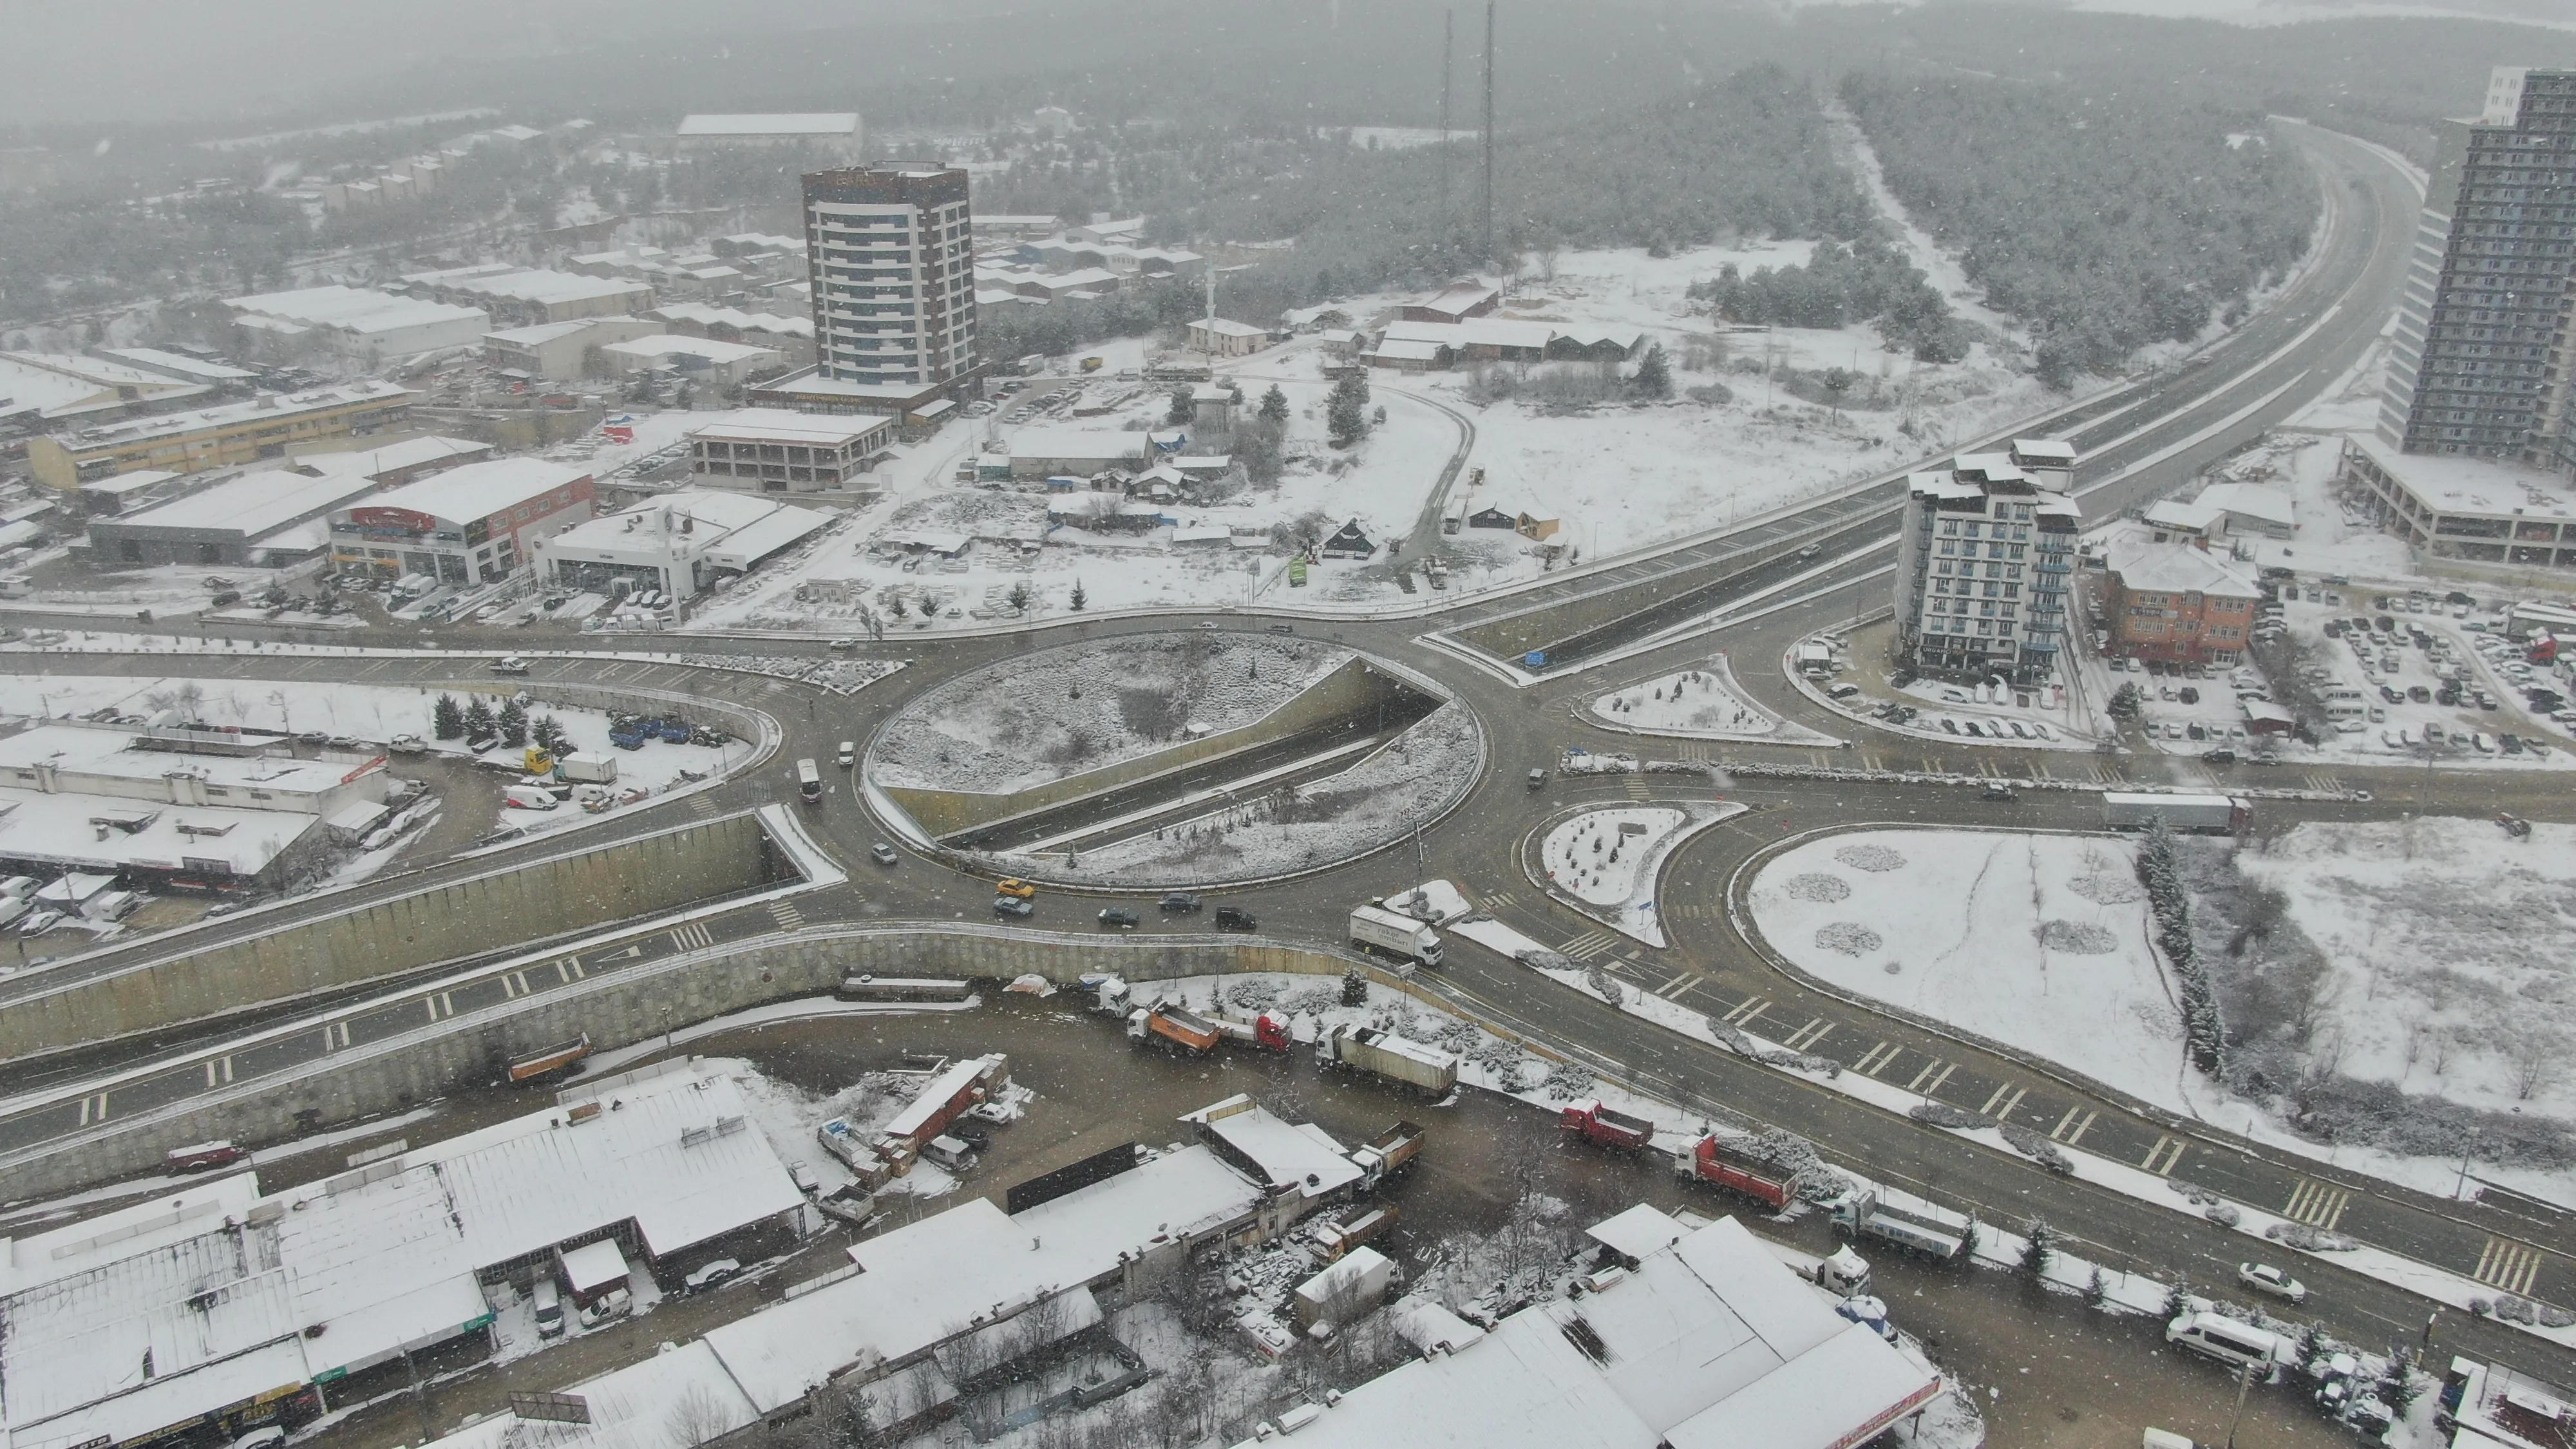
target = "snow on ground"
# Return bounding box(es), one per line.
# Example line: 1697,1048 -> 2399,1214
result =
869,633 -> 1350,795
0,561 -> 314,619
2238,819 -> 2576,1132
1790,621 -> 2105,750
1023,701 -> 1484,887
1746,829 -> 2192,1113
1586,653 -> 1842,745
1539,802 -> 1745,947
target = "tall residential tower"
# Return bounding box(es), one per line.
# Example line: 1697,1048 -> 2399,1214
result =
788,166 -> 979,408
2380,67 -> 2576,475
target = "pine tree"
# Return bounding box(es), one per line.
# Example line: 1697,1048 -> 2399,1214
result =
2085,1266 -> 2110,1309
889,592 -> 907,618
1069,578 -> 1087,612
431,694 -> 465,741
1340,967 -> 1368,1007
1007,578 -> 1032,612
1632,343 -> 1672,399
1259,384 -> 1290,422
532,714 -> 568,755
1327,374 -> 1371,446
497,699 -> 529,750
1166,386 -> 1193,424
2021,1218 -> 2056,1278
2162,1273 -> 2193,1320
464,697 -> 497,739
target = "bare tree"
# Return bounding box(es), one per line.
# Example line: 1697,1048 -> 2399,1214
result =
666,1385 -> 732,1448
2508,1023 -> 2557,1101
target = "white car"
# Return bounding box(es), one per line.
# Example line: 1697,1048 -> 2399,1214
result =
683,1258 -> 742,1294
2237,1262 -> 2307,1303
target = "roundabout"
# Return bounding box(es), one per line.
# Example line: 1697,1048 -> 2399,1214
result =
861,629 -> 1486,888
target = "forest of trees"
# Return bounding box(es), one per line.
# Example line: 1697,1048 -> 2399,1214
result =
1686,234 -> 1967,362
983,64 -> 1879,324
1842,73 -> 2318,385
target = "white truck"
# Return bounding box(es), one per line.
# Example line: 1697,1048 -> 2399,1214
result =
2103,791 -> 2250,835
1830,1188 -> 1969,1263
1349,904 -> 1443,968
1318,1024 -> 1459,1094
558,752 -> 618,784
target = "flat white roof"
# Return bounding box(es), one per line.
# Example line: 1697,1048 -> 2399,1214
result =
349,456 -> 589,526
0,787 -> 321,875
601,335 -> 782,365
1183,1096 -> 1362,1200
559,1238 -> 630,1293
100,462 -> 385,538
677,113 -> 860,137
2103,533 -> 2262,598
0,724 -> 364,792
2195,480 -> 2297,529
93,346 -> 257,383
406,267 -> 652,308
1191,317 -> 1269,337
688,408 -> 891,448
0,353 -> 205,421
484,319 -> 596,346
224,285 -> 489,339
53,381 -> 413,452
1010,427 -> 1154,462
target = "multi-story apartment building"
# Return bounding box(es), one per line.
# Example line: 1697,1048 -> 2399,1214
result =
2380,66 -> 2576,473
776,166 -> 980,415
1891,446 -> 2081,684
2100,536 -> 2261,668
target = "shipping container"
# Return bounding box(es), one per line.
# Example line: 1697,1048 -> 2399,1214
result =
1349,903 -> 1443,967
2102,791 -> 2249,835
1320,1024 -> 1459,1094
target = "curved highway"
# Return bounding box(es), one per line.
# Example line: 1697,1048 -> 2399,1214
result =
9,122 -> 2568,1381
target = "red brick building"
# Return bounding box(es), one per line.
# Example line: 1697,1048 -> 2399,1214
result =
2102,536 -> 2260,667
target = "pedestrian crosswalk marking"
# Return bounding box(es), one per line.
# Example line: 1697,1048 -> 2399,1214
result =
1980,1083 -> 2027,1120
2141,1135 -> 2187,1176
2282,1179 -> 2351,1230
690,793 -> 719,817
1722,997 -> 1769,1027
1783,1018 -> 1833,1052
1854,1041 -> 1902,1076
769,900 -> 806,930
1485,889 -> 1519,909
2051,1108 -> 2098,1145
1909,1061 -> 1956,1097
1560,930 -> 1619,961
2474,1236 -> 2543,1296
670,922 -> 715,952
2305,773 -> 2342,793
1622,777 -> 1651,799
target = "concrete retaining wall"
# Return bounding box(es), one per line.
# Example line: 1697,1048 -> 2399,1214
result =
0,811 -> 791,1063
6,927 -> 1495,1200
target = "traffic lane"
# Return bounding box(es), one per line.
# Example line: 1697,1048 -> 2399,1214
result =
1423,948 -> 2576,1382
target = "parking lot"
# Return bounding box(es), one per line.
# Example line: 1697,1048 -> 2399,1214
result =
2116,572 -> 2576,767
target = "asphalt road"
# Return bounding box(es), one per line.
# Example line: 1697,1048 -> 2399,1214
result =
6,120 -> 2564,1381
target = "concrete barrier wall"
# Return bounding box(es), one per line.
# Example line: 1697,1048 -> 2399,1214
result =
7,926 -> 1525,1200
0,811 -> 790,1063
884,658 -> 1423,838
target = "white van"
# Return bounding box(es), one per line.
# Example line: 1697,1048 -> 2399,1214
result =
2165,1311 -> 2278,1374
2322,686 -> 2363,703
2326,699 -> 2366,720
84,891 -> 140,922
532,1278 -> 565,1338
502,785 -> 559,811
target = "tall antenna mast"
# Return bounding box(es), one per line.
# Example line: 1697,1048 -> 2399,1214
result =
1482,0 -> 1496,269
1440,10 -> 1454,223
1204,260 -> 1217,365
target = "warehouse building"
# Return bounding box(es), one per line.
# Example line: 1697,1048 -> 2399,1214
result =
536,489 -> 829,601
327,457 -> 596,585
222,286 -> 491,365
401,265 -> 654,327
480,316 -> 662,381
596,334 -> 785,390
685,409 -> 895,495
676,112 -> 864,159
28,382 -> 416,492
0,1065 -> 806,1449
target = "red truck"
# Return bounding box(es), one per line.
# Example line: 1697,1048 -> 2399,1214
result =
1560,1099 -> 1654,1153
1673,1133 -> 1797,1209
1211,1010 -> 1292,1052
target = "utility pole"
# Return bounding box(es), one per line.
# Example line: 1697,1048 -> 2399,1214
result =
1440,9 -> 1454,222
1482,0 -> 1496,268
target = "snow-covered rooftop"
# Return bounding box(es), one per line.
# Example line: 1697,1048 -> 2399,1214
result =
52,382 -> 413,451
404,266 -> 652,309
601,334 -> 782,366
100,461 -> 384,538
1584,1202 -> 1689,1263
677,113 -> 860,137
687,408 -> 891,448
2103,533 -> 2261,598
0,786 -> 323,876
2349,431 -> 2576,522
2195,480 -> 2296,530
0,724 -> 357,795
1182,1095 -> 1361,1200
350,456 -> 590,526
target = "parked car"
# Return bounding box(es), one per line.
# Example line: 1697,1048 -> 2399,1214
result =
683,1259 -> 743,1294
1159,891 -> 1202,914
995,878 -> 1038,900
1979,783 -> 2017,802
1214,905 -> 1258,933
2237,1262 -> 2307,1303
994,895 -> 1034,918
1099,907 -> 1141,929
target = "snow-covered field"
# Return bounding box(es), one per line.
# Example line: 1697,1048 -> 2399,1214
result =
2239,819 -> 2576,1131
1017,700 -> 1485,887
1747,829 -> 2190,1111
1539,802 -> 1744,947
869,633 -> 1352,795
1586,654 -> 1841,745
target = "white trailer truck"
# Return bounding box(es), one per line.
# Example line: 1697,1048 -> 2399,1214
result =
2103,791 -> 2250,835
1319,1024 -> 1459,1094
1830,1188 -> 1969,1263
1349,904 -> 1443,967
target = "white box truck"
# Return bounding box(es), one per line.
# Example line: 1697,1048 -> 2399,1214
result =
559,752 -> 618,784
2102,791 -> 2249,835
1349,904 -> 1443,967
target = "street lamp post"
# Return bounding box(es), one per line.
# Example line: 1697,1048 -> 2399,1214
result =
2456,1126 -> 2481,1200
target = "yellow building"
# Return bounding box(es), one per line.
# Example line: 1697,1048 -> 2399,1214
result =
28,381 -> 415,491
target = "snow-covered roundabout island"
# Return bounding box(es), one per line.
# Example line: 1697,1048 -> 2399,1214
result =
1745,828 -> 2192,1111
1585,655 -> 1841,746
865,630 -> 1484,887
1540,802 -> 1745,947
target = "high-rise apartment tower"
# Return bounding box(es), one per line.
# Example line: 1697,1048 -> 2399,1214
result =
800,166 -> 978,391
2380,67 -> 2576,475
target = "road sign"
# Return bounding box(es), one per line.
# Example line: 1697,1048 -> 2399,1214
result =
1289,559 -> 1308,587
